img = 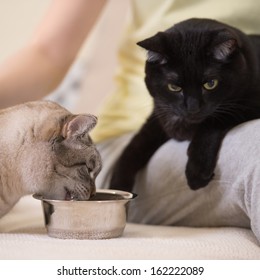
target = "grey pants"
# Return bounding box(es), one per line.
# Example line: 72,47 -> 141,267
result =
96,119 -> 260,243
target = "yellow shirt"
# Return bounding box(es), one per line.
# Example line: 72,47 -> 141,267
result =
92,0 -> 260,143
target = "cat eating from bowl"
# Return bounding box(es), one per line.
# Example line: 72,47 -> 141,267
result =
0,100 -> 102,218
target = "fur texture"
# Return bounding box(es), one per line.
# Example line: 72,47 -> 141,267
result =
110,18 -> 260,191
0,101 -> 102,218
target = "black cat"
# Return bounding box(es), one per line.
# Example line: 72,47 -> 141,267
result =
110,18 -> 260,191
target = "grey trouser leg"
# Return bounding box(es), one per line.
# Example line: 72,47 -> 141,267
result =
96,119 -> 260,243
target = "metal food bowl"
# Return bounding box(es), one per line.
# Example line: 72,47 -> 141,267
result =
33,189 -> 136,240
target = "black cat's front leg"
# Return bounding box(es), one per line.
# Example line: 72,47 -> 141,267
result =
185,126 -> 227,190
110,113 -> 169,192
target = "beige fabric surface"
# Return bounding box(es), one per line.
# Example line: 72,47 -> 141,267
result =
0,196 -> 259,260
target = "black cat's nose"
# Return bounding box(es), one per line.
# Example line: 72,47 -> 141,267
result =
186,96 -> 201,114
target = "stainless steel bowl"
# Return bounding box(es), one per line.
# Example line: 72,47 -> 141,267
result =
33,189 -> 136,239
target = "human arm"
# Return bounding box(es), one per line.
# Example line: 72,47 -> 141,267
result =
0,0 -> 106,109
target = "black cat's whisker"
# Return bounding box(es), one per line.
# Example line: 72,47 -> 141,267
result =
214,107 -> 237,117
153,108 -> 172,119
156,103 -> 181,116
214,108 -> 246,123
211,111 -> 228,126
215,102 -> 250,122
220,99 -> 254,111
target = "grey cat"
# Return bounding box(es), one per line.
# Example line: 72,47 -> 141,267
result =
0,100 -> 102,218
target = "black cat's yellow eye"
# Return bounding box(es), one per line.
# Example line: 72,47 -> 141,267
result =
203,79 -> 219,90
168,83 -> 182,92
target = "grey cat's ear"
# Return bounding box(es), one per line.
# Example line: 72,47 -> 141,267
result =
213,39 -> 237,61
62,115 -> 97,139
137,32 -> 168,64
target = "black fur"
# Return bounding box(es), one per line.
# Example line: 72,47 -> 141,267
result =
110,18 -> 260,191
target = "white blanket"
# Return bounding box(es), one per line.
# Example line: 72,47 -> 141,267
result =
0,196 -> 259,260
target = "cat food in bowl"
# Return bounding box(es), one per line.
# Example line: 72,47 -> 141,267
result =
33,189 -> 136,239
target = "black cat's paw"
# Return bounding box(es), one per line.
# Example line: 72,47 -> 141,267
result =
186,172 -> 214,190
109,171 -> 135,193
185,160 -> 214,190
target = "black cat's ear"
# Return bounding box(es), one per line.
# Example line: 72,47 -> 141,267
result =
137,32 -> 168,64
213,39 -> 237,61
143,50 -> 167,64
62,115 -> 97,139
137,32 -> 165,51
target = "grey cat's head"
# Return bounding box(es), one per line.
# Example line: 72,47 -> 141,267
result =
0,101 -> 102,219
50,114 -> 102,200
20,102 -> 102,201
